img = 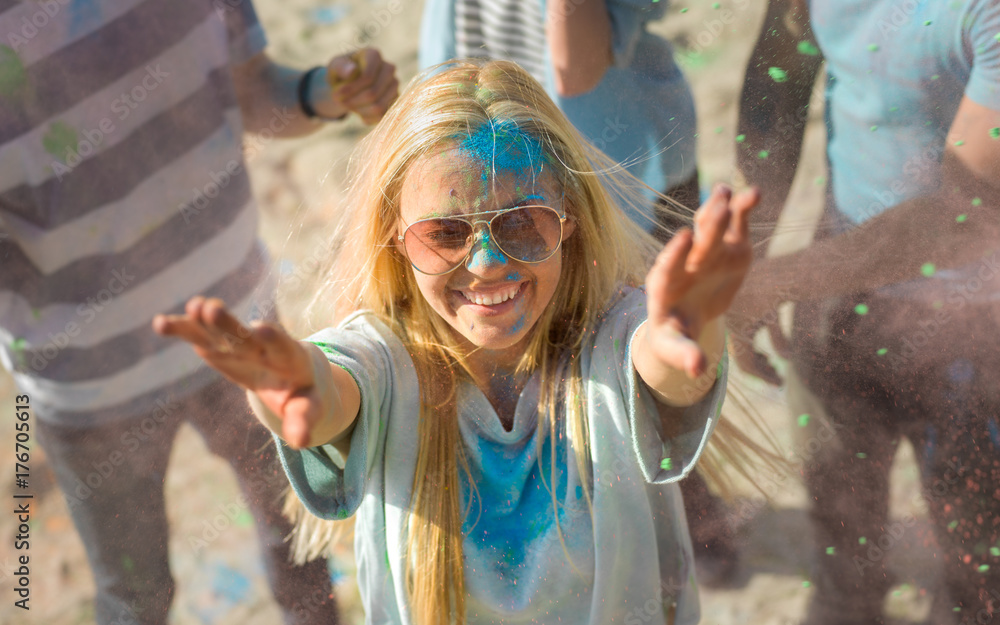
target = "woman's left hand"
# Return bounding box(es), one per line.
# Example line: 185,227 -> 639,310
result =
644,185 -> 758,378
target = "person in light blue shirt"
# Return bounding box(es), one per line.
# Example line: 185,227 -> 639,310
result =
420,0 -> 699,234
732,1 -> 1000,623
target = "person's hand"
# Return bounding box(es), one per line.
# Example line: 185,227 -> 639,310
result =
152,297 -> 323,447
725,259 -> 793,386
644,185 -> 757,379
313,48 -> 398,125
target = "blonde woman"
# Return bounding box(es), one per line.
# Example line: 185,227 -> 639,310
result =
154,60 -> 758,625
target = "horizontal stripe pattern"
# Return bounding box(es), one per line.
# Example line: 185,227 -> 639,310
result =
0,0 -> 270,425
1,110 -> 244,274
5,241 -> 268,383
0,17 -> 233,198
454,0 -> 547,82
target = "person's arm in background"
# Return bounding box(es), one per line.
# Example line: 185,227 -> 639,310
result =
729,0 -> 1000,383
547,0 -> 613,97
736,0 -> 822,251
232,47 -> 399,136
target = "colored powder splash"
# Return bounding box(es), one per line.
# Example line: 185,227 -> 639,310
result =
854,303 -> 869,315
660,458 -> 672,470
735,134 -> 746,143
768,67 -> 789,83
956,214 -> 968,223
758,150 -> 769,159
454,119 -> 547,187
0,45 -> 26,95
797,41 -> 820,56
42,122 -> 79,161
990,127 -> 1000,139
877,348 -> 888,356
467,229 -> 506,270
921,263 -> 936,277
797,414 -> 810,427
826,546 -> 835,555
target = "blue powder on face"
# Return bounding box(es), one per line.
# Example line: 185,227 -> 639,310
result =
509,312 -> 528,334
455,119 -> 548,186
466,228 -> 507,270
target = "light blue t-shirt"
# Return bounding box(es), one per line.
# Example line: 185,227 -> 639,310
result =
419,0 -> 698,230
810,0 -> 1000,224
274,288 -> 728,624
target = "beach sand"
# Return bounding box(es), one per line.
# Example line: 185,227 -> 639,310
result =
0,1 -> 937,623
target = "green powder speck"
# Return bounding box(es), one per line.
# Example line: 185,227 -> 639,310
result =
679,7 -> 688,12
924,20 -> 933,25
990,127 -> 1000,139
955,140 -> 965,146
826,547 -> 835,555
948,520 -> 959,530
797,41 -> 820,56
802,581 -> 811,588
888,106 -> 899,112
859,537 -> 867,545
956,214 -> 968,223
868,43 -> 879,51
991,547 -> 1000,557
768,67 -> 789,83
972,197 -> 983,206
758,150 -> 769,159
921,263 -> 936,277
660,458 -> 672,470
815,176 -> 826,186
735,134 -> 746,143
979,565 -> 991,573
931,74 -> 940,81
712,2 -> 720,8
877,348 -> 888,356
870,125 -> 878,132
854,303 -> 869,315
798,414 -> 810,427
856,452 -> 868,459
715,126 -> 724,134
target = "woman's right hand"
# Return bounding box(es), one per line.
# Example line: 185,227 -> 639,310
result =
152,296 -> 324,447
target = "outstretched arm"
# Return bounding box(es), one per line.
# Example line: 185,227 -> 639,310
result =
231,47 -> 399,136
632,186 -> 757,407
152,297 -> 361,450
736,0 -> 822,250
547,0 -> 612,97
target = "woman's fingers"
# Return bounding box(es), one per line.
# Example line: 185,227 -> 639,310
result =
687,185 -> 733,271
727,187 -> 759,244
647,228 -> 694,324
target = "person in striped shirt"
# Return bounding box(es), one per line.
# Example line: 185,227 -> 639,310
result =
0,1 -> 397,623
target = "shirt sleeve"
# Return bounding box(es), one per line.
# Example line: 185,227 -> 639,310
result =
218,0 -> 268,66
273,315 -> 394,521
964,0 -> 1000,109
596,287 -> 728,485
605,0 -> 667,67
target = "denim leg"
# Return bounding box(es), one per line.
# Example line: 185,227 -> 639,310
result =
187,378 -> 341,625
37,407 -> 182,625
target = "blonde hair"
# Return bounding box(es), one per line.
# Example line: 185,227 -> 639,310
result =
286,59 -> 779,624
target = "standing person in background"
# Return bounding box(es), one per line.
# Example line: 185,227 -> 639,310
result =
0,1 -> 397,623
419,0 -> 740,586
731,0 -> 1000,623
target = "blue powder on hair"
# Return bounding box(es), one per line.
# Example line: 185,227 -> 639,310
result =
455,119 -> 548,184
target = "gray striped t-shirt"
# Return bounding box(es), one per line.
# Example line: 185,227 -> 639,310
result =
0,0 -> 272,425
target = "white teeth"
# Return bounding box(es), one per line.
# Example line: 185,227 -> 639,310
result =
462,284 -> 520,306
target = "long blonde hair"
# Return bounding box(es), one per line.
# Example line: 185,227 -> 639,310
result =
285,59 -> 779,624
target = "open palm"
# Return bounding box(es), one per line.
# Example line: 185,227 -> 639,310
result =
645,185 -> 757,377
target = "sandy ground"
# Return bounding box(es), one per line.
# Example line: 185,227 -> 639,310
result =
0,1 -> 940,624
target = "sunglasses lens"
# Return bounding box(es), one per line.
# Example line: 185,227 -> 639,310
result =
402,206 -> 564,274
403,218 -> 473,274
493,206 -> 563,263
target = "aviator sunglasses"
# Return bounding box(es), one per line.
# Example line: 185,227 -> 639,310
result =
398,204 -> 568,276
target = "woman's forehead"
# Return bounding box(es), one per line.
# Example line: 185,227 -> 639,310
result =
403,145 -> 561,209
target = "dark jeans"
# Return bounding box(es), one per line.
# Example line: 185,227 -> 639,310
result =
36,376 -> 340,625
791,289 -> 1000,624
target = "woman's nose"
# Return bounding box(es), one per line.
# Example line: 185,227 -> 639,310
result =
465,225 -> 508,271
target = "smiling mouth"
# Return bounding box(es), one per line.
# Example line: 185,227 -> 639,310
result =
457,282 -> 524,306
